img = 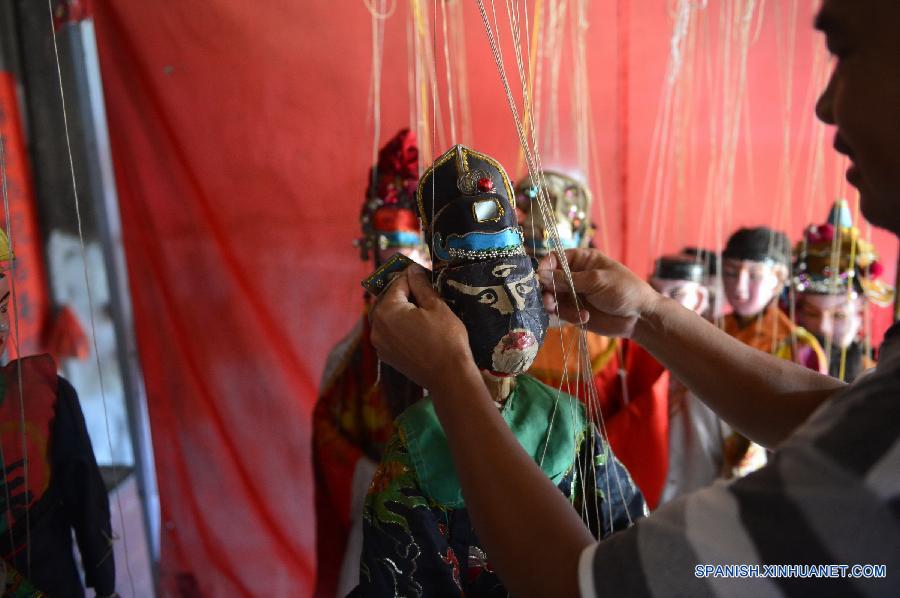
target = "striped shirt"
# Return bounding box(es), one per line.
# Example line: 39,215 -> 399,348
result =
579,322 -> 900,597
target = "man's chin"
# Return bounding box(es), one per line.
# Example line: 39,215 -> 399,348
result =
858,187 -> 900,235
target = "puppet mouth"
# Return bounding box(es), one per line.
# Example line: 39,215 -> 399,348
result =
490,329 -> 539,374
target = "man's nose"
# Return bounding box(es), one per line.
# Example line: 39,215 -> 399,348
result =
815,70 -> 836,125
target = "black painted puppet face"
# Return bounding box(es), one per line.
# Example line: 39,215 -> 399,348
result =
438,254 -> 547,375
418,145 -> 549,376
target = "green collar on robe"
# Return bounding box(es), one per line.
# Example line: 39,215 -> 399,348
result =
396,374 -> 588,509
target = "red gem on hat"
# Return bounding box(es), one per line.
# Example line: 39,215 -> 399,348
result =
869,261 -> 885,279
477,177 -> 494,192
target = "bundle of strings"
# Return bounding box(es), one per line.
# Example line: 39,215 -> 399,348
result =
472,0 -> 638,534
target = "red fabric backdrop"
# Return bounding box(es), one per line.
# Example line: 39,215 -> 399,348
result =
87,1 -> 896,594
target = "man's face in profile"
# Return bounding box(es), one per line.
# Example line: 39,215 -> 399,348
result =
815,0 -> 900,234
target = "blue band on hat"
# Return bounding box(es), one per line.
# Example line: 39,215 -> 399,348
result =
433,228 -> 523,261
378,231 -> 422,247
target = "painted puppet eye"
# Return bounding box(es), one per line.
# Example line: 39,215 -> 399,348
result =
491,264 -> 516,278
478,290 -> 498,305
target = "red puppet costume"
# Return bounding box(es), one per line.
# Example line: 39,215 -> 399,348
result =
312,129 -> 427,597
720,227 -> 826,478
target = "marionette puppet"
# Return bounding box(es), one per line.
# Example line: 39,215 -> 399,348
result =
681,247 -> 724,322
720,227 -> 826,477
721,227 -> 826,369
792,200 -> 893,382
313,129 -> 428,597
650,256 -> 709,315
352,146 -> 646,597
0,233 -> 116,597
649,256 -> 728,504
513,172 -> 676,510
512,172 -> 619,407
514,170 -> 668,508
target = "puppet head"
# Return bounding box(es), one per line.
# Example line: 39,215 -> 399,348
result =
650,255 -> 709,316
513,171 -> 593,256
356,128 -> 428,266
721,227 -> 791,318
418,145 -> 548,376
792,200 -> 893,347
681,247 -> 723,319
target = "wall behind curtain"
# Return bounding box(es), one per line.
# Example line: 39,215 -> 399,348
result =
87,0 -> 895,593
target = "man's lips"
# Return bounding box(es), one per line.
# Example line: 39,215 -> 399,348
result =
847,163 -> 861,185
833,135 -> 854,159
833,135 -> 861,185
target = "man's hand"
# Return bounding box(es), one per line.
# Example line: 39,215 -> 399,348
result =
369,264 -> 476,390
537,248 -> 661,338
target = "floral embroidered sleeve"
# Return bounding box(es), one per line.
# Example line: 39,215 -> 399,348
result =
353,433 -> 464,598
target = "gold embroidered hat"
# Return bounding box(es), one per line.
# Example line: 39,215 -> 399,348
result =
513,171 -> 593,256
792,200 -> 894,307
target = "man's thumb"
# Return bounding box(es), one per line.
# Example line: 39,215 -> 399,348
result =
407,265 -> 443,309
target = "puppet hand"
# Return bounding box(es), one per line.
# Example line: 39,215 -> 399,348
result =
537,249 -> 661,338
370,264 -> 476,390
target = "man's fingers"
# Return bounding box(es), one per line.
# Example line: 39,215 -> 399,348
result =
406,264 -> 443,310
536,252 -> 559,274
542,290 -> 557,314
554,295 -> 590,325
537,268 -> 602,295
379,268 -> 413,304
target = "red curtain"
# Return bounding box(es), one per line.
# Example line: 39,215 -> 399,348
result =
87,2 -> 376,593
87,1 -> 896,594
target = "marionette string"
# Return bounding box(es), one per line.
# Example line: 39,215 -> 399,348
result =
480,0 -> 635,532
439,0 -> 457,142
367,0 -> 389,188
45,1 -> 137,594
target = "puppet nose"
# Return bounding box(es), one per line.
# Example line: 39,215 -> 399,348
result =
502,330 -> 535,351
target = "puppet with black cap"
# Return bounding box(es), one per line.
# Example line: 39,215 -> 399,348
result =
649,256 -> 728,503
351,146 -> 646,597
720,227 -> 826,477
